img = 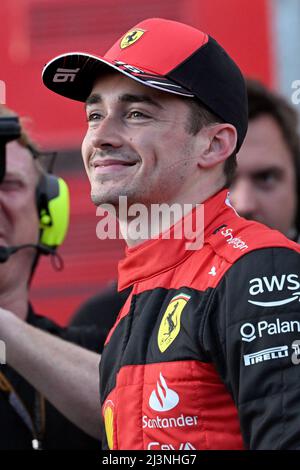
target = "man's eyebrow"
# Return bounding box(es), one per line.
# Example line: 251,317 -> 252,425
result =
85,93 -> 163,113
85,93 -> 102,109
85,93 -> 163,110
119,94 -> 163,109
250,167 -> 283,178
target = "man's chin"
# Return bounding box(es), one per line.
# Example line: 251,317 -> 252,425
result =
91,191 -> 121,208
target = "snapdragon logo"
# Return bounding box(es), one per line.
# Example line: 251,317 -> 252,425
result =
220,227 -> 248,251
248,274 -> 300,307
95,197 -> 204,250
0,340 -> 6,364
0,80 -> 6,104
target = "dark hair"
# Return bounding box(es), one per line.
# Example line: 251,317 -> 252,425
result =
185,99 -> 237,186
246,79 -> 300,234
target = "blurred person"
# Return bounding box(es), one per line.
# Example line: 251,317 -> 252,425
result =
0,104 -> 101,449
230,79 -> 300,240
0,18 -> 300,451
70,281 -> 127,336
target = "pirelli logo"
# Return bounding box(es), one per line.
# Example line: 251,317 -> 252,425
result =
243,345 -> 288,367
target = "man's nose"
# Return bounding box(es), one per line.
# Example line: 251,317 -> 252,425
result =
230,179 -> 258,218
0,187 -> 4,203
0,190 -> 6,214
90,116 -> 123,149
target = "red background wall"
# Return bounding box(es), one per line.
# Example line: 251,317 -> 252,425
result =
0,0 -> 274,324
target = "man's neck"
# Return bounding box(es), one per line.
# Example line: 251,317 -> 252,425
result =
0,286 -> 29,321
119,178 -> 225,248
287,226 -> 299,242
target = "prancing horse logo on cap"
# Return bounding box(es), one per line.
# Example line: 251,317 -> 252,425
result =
120,29 -> 145,49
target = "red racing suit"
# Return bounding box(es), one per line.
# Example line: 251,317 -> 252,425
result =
100,189 -> 300,450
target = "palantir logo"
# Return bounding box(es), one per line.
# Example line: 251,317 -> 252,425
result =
241,318 -> 300,341
149,373 -> 179,412
240,323 -> 256,342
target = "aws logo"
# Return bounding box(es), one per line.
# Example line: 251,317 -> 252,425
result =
120,29 -> 145,49
158,293 -> 191,353
248,274 -> 300,307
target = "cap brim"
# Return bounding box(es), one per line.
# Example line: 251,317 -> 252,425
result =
42,52 -> 195,102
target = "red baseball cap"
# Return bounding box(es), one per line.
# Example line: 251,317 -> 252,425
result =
42,18 -> 248,151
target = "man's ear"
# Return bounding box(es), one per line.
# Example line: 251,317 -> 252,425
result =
197,124 -> 237,168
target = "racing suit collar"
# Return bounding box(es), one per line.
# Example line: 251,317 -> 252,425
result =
118,189 -> 230,291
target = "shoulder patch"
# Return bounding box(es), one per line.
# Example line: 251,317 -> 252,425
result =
207,217 -> 300,265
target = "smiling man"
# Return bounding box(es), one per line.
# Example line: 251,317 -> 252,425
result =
83,76 -> 203,208
1,18 -> 300,450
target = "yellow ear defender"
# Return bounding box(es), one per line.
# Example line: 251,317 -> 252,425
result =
36,173 -> 69,250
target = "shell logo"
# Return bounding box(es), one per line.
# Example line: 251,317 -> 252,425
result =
103,400 -> 114,450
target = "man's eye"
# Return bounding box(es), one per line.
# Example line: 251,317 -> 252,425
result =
86,112 -> 102,122
127,110 -> 148,119
254,171 -> 280,188
0,180 -> 22,190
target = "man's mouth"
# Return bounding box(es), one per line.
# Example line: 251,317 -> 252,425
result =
92,159 -> 137,175
0,234 -> 8,246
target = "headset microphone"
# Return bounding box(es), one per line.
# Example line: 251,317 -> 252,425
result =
0,244 -> 56,263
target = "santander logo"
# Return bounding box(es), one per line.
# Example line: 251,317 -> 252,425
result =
149,373 -> 179,412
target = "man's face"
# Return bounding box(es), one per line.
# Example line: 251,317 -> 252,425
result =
82,73 -> 204,209
230,114 -> 297,236
0,141 -> 39,276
